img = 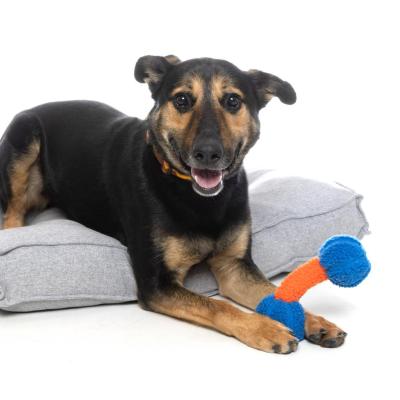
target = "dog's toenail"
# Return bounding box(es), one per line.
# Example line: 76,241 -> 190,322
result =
289,340 -> 298,350
337,331 -> 347,338
320,328 -> 328,334
308,334 -> 321,343
272,344 -> 282,353
321,338 -> 338,348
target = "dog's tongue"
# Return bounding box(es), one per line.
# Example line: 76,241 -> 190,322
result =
191,168 -> 223,189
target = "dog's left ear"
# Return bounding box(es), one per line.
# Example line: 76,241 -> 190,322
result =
134,55 -> 181,96
246,69 -> 296,108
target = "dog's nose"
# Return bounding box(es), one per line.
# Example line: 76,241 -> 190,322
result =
192,139 -> 223,167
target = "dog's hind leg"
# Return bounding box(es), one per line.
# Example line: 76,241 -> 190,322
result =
0,113 -> 48,229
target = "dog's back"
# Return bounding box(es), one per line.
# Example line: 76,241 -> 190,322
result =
0,100 -> 144,235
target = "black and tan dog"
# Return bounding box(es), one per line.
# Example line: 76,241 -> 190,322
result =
0,56 -> 346,353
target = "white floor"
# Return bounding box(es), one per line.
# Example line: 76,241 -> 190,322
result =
1,229 -> 397,400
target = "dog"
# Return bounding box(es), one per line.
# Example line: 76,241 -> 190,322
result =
0,55 -> 346,353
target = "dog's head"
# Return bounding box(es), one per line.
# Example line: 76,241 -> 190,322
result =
135,55 -> 296,197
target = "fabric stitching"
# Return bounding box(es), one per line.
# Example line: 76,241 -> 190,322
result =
252,195 -> 364,234
0,242 -> 127,257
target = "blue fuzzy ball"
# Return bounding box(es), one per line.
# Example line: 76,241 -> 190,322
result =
256,294 -> 305,340
319,235 -> 371,287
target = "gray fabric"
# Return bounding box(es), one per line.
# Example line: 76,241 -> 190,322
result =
0,170 -> 369,312
248,171 -> 369,277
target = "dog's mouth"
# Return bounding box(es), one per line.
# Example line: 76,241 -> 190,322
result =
178,155 -> 226,197
190,168 -> 225,197
169,136 -> 243,197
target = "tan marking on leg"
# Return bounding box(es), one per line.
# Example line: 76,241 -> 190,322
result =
2,139 -> 47,229
209,221 -> 346,348
211,259 -> 277,309
210,256 -> 346,348
155,232 -> 213,283
209,221 -> 276,309
149,284 -> 297,353
214,221 -> 250,258
26,163 -> 47,210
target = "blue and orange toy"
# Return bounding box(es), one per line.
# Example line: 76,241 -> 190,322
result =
256,235 -> 371,340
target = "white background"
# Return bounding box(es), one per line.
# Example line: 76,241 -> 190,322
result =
0,1 -> 399,399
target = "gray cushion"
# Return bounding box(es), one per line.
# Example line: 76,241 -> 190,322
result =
0,170 -> 369,312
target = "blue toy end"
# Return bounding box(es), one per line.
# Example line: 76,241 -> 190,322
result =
319,235 -> 371,287
256,294 -> 305,340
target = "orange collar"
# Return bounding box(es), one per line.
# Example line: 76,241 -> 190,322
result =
146,130 -> 192,182
153,147 -> 192,181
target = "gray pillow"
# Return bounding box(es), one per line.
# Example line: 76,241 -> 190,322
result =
0,170 -> 369,312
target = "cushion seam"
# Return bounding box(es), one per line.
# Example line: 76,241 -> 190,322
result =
0,242 -> 127,257
252,195 -> 362,234
0,293 -> 135,307
252,226 -> 368,277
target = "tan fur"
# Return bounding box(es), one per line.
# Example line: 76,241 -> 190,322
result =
165,55 -> 181,65
160,101 -> 193,140
2,140 -> 47,229
171,74 -> 204,99
304,311 -> 346,346
159,75 -> 204,144
214,221 -> 250,258
156,99 -> 196,172
153,74 -> 205,171
149,284 -> 297,353
157,232 -> 213,283
210,75 -> 256,150
156,221 -> 277,311
211,75 -> 244,99
207,221 -> 275,309
155,222 -> 251,284
143,71 -> 162,85
211,259 -> 277,309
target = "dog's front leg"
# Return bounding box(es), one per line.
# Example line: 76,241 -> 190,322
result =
209,251 -> 347,348
123,227 -> 297,354
143,281 -> 298,354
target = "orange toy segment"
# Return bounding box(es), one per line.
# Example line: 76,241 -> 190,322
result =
275,257 -> 328,302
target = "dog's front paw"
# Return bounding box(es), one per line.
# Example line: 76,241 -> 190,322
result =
235,313 -> 299,354
305,312 -> 347,348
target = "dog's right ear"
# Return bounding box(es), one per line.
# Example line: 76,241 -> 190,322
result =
134,55 -> 181,96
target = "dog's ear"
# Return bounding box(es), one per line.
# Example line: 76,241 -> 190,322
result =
134,55 -> 181,96
246,69 -> 296,108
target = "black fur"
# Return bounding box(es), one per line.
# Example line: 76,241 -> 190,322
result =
0,56 -> 295,308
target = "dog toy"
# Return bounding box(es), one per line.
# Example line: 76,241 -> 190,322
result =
255,235 -> 371,340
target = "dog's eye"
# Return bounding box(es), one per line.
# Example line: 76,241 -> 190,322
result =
223,93 -> 242,112
173,93 -> 192,112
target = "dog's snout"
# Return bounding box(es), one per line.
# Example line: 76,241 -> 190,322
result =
192,139 -> 223,167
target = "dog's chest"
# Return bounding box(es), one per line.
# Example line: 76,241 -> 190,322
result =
155,223 -> 250,282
